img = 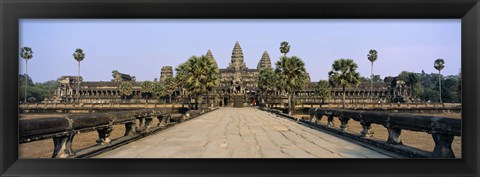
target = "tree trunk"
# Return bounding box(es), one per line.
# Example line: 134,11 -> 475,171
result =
288,93 -> 292,115
371,62 -> 374,103
206,90 -> 210,108
439,71 -> 442,103
77,61 -> 81,104
25,60 -> 28,104
197,94 -> 202,111
342,85 -> 346,109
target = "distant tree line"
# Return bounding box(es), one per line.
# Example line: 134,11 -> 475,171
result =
18,75 -> 59,103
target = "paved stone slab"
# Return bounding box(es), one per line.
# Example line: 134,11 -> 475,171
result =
95,107 -> 392,158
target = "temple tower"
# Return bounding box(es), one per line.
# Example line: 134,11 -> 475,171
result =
206,49 -> 218,68
257,51 -> 272,69
227,41 -> 247,71
160,66 -> 173,82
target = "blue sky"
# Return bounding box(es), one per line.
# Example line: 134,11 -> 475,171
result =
19,19 -> 461,83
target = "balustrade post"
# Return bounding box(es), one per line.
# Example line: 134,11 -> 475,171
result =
327,115 -> 335,127
143,116 -> 154,132
386,128 -> 403,145
158,114 -> 171,126
360,121 -> 374,137
124,121 -> 137,136
431,133 -> 455,158
96,126 -> 113,145
339,115 -> 349,131
314,113 -> 322,124
51,133 -> 75,158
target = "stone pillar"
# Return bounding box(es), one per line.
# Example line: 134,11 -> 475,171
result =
327,115 -> 335,127
339,115 -> 349,131
51,133 -> 75,158
360,121 -> 374,137
124,122 -> 137,136
431,133 -> 455,158
96,126 -> 113,145
386,127 -> 403,145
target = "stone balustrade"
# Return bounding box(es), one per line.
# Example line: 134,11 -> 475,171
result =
19,107 -> 218,158
262,107 -> 461,158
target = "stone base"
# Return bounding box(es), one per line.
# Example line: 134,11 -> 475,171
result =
233,95 -> 243,108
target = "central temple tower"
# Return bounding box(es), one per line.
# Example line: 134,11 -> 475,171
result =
227,41 -> 247,71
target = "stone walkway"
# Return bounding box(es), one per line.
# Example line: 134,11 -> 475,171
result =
95,107 -> 391,158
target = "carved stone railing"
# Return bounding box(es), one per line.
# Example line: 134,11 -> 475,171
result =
19,107 -> 218,158
262,107 -> 461,158
18,103 -> 183,113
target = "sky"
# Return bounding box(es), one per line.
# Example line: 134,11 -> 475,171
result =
19,19 -> 461,83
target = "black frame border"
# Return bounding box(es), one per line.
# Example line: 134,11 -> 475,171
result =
1,0 -> 479,176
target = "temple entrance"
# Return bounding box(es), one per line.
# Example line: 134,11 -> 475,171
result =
233,95 -> 243,108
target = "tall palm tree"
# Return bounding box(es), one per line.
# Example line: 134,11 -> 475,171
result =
175,62 -> 190,108
73,48 -> 85,103
280,41 -> 290,56
275,56 -> 309,115
20,47 -> 33,103
434,59 -> 445,103
204,55 -> 220,107
367,49 -> 378,102
175,55 -> 219,111
257,67 -> 276,108
328,59 -> 361,108
118,82 -> 133,102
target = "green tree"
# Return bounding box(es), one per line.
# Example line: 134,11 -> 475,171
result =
328,59 -> 361,108
399,71 -> 420,100
204,56 -> 220,107
279,41 -> 290,56
163,77 -> 178,104
175,62 -> 190,108
175,55 -> 219,111
315,80 -> 331,104
275,56 -> 309,115
434,59 -> 445,103
367,49 -> 378,102
257,67 -> 276,108
20,47 -> 33,103
140,81 -> 155,103
118,82 -> 133,102
73,48 -> 85,103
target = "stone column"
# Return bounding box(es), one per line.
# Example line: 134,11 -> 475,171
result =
96,126 -> 113,145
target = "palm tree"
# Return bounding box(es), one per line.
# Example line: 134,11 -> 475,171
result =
367,49 -> 378,102
204,55 -> 220,107
175,55 -> 219,111
73,48 -> 85,103
434,59 -> 445,103
280,41 -> 290,56
328,59 -> 361,108
140,81 -> 155,103
118,82 -> 133,102
275,56 -> 309,115
175,62 -> 190,108
20,47 -> 33,103
257,67 -> 276,108
315,80 -> 331,105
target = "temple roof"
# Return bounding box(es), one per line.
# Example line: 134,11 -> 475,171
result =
206,49 -> 218,67
257,51 -> 272,69
227,41 -> 247,70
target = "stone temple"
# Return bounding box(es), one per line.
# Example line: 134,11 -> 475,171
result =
51,41 -> 411,105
